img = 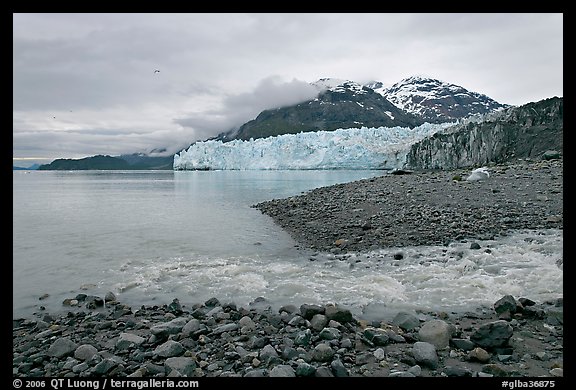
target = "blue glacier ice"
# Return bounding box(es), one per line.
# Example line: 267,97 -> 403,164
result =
173,123 -> 453,170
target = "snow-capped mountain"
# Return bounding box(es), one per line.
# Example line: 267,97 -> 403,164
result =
174,96 -> 561,171
370,75 -> 509,123
217,76 -> 508,142
221,78 -> 424,141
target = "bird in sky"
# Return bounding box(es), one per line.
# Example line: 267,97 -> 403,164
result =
154,69 -> 160,73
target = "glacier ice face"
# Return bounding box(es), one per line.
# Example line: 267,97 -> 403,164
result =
173,123 -> 453,170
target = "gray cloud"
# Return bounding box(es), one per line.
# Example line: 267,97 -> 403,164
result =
174,76 -> 319,140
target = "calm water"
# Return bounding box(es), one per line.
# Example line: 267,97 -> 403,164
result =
13,170 -> 563,320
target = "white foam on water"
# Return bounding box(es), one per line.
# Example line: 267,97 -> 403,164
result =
110,228 -> 562,320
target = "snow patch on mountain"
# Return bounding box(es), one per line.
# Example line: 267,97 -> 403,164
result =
370,75 -> 507,122
312,78 -> 368,97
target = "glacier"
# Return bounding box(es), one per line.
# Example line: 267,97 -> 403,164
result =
173,123 -> 454,170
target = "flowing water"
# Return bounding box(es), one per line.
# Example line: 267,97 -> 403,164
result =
13,170 -> 562,321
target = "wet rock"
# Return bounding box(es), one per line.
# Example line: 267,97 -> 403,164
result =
13,292 -> 563,378
392,312 -> 421,331
471,320 -> 513,349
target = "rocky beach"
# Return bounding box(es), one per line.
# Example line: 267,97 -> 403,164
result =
253,157 -> 563,253
13,157 -> 563,379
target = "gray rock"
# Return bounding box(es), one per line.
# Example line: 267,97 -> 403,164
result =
116,333 -> 146,350
181,319 -> 201,336
481,363 -> 509,377
310,314 -> 328,331
244,368 -> 267,377
259,344 -> 279,364
72,362 -> 89,373
468,347 -> 491,362
374,348 -> 386,360
47,338 -> 78,358
444,366 -> 473,377
471,320 -> 513,348
392,312 -> 421,331
287,315 -> 306,327
204,297 -> 220,307
389,371 -> 416,377
212,323 -> 239,335
408,365 -> 422,376
104,291 -> 117,302
62,357 -> 78,370
418,319 -> 451,349
164,357 -> 197,377
247,336 -> 268,349
294,329 -> 312,346
494,295 -> 519,315
324,304 -> 353,323
315,366 -> 334,377
93,358 -> 117,375
205,306 -> 223,317
238,316 -> 256,329
363,327 -> 389,346
300,304 -> 325,319
269,365 -> 296,377
312,343 -> 334,362
470,242 -> 481,249
296,362 -> 317,377
319,327 -> 341,340
549,368 -> 563,377
281,346 -> 299,360
542,150 -> 561,160
279,304 -> 298,314
451,338 -> 475,351
412,341 -> 439,369
74,344 -> 98,361
330,359 -> 349,377
154,340 -> 184,358
150,317 -> 189,337
127,367 -> 148,377
545,307 -> 563,325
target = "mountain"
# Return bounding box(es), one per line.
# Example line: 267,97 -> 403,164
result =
217,76 -> 508,142
13,163 -> 40,170
38,155 -> 131,170
37,154 -> 174,170
116,153 -> 174,170
219,79 -> 425,141
370,76 -> 509,123
405,96 -> 563,169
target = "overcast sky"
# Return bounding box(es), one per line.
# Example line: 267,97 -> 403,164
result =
13,13 -> 563,166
